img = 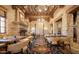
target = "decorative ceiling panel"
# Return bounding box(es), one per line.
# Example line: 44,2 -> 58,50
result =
12,5 -> 63,22
24,5 -> 57,17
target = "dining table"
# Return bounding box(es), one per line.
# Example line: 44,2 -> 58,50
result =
0,38 -> 16,51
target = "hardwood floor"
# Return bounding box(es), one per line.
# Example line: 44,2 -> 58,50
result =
25,36 -> 72,54
3,36 -> 71,54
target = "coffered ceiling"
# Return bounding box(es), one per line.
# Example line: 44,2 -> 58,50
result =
24,5 -> 58,22
24,5 -> 57,17
12,5 -> 64,22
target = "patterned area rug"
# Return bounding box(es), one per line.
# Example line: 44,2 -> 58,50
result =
30,36 -> 50,53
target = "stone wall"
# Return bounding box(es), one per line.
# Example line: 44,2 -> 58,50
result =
50,5 -> 79,43
51,6 -> 69,36
0,5 -> 18,35
0,5 -> 27,36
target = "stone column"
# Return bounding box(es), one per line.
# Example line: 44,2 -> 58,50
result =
76,11 -> 79,43
67,14 -> 73,44
53,20 -> 58,35
62,13 -> 68,36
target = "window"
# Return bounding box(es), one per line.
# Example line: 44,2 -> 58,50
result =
73,11 -> 77,42
56,18 -> 62,35
0,6 -> 6,34
0,16 -> 6,33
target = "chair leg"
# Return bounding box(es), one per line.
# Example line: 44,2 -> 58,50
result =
21,49 -> 23,54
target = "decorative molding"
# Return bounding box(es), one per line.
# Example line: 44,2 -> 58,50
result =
66,6 -> 79,13
0,6 -> 7,12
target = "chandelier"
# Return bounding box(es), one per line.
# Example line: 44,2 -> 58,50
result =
35,5 -> 49,12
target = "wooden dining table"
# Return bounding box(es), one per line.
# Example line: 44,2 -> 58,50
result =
0,38 -> 17,51
0,39 -> 16,43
